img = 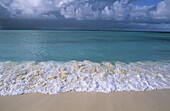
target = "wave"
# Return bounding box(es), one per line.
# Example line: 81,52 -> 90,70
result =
0,60 -> 170,96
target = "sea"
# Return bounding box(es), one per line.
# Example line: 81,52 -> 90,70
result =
0,30 -> 170,95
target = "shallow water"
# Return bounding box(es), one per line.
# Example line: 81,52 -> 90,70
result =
0,30 -> 170,95
0,30 -> 170,63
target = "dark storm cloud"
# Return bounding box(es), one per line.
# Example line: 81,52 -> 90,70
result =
0,0 -> 170,30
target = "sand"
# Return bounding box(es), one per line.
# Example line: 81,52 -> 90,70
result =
0,89 -> 170,111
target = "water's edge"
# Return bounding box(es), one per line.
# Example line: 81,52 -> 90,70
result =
0,60 -> 170,96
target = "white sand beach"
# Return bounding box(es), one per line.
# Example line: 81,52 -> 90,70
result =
0,89 -> 170,111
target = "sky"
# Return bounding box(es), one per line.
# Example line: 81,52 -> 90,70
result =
0,0 -> 170,31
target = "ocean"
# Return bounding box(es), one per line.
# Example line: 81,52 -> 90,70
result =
0,30 -> 170,62
0,30 -> 170,95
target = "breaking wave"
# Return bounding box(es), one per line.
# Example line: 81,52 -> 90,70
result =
0,60 -> 170,96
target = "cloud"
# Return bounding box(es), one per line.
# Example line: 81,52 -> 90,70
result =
150,0 -> 170,20
0,0 -> 170,30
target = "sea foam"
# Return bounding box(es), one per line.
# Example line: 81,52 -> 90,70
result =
0,60 -> 170,96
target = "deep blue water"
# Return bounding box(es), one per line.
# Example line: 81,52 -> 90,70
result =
0,30 -> 170,63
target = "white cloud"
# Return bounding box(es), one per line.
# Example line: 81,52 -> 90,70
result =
8,0 -> 55,18
150,0 -> 170,20
60,2 -> 99,20
101,1 -> 132,20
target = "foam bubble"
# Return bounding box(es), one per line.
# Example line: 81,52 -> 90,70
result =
0,60 -> 170,96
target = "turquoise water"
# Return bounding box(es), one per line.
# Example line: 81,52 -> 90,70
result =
0,30 -> 169,63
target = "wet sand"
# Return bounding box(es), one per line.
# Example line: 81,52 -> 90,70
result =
0,89 -> 170,111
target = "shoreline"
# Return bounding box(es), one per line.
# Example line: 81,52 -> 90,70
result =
0,89 -> 170,111
1,61 -> 170,96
